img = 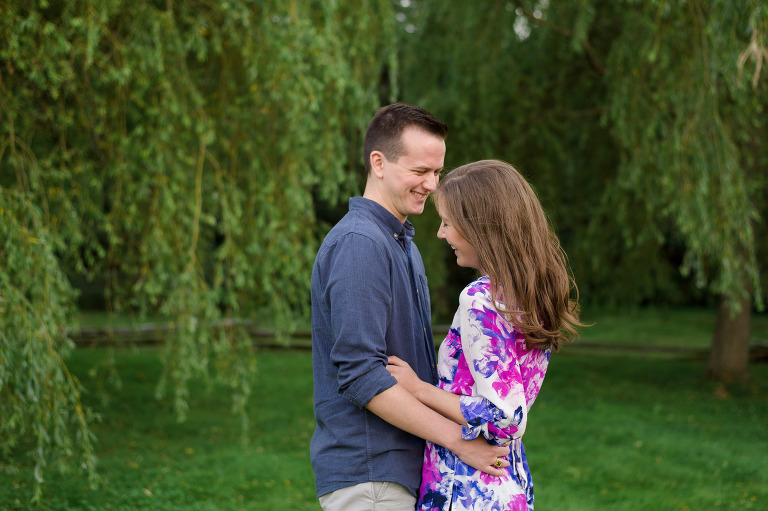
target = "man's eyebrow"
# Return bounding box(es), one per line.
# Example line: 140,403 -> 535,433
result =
410,165 -> 443,172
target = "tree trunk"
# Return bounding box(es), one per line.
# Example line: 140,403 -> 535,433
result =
706,294 -> 752,384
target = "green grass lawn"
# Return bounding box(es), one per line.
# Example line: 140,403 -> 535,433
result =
2,308 -> 767,510
578,306 -> 768,348
2,347 -> 318,511
530,352 -> 767,510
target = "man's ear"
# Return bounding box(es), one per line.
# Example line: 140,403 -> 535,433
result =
370,151 -> 386,178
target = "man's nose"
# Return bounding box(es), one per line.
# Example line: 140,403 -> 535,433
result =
423,172 -> 438,191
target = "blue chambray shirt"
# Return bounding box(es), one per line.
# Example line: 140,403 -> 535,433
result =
311,197 -> 438,498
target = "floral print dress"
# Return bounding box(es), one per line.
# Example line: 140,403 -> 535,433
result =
418,276 -> 550,511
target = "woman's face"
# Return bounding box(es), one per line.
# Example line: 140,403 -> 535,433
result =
436,200 -> 480,270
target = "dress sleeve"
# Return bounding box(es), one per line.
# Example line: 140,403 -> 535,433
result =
458,286 -> 528,446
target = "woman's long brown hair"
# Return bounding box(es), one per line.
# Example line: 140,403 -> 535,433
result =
435,160 -> 583,351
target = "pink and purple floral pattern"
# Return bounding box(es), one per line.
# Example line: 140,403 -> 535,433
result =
418,276 -> 550,511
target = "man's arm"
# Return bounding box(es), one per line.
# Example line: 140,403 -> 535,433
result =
366,384 -> 510,476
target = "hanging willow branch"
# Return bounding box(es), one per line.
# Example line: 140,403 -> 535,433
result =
1,0 -> 397,498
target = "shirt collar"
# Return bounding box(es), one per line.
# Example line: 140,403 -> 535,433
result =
350,197 -> 415,245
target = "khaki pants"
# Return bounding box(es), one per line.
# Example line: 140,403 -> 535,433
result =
319,481 -> 417,511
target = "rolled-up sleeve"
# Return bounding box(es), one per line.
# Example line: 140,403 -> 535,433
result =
321,232 -> 398,408
457,289 -> 528,445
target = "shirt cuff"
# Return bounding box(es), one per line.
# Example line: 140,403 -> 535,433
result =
341,366 -> 398,409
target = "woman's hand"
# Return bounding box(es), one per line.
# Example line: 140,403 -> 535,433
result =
387,356 -> 467,427
386,356 -> 426,398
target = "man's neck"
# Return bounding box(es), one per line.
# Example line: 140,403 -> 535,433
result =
362,183 -> 406,224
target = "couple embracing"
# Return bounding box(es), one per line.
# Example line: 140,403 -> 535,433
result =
310,103 -> 583,511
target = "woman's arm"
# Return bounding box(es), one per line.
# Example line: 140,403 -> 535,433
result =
387,283 -> 535,446
386,356 -> 467,426
458,288 -> 529,445
366,382 -> 510,475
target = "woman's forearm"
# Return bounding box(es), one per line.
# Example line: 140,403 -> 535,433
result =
414,380 -> 467,426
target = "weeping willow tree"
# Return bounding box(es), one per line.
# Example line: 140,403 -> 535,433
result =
395,0 -> 767,382
1,0 -> 396,498
600,1 -> 767,383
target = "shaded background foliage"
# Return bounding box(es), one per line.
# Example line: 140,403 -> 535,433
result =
1,0 -> 396,497
394,0 -> 767,389
1,0 -> 766,500
397,0 -> 767,313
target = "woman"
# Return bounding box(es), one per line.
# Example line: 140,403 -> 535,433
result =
387,160 -> 583,510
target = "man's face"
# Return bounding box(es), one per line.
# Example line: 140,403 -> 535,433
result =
373,127 -> 446,223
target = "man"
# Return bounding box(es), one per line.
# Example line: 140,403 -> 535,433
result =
311,103 -> 509,511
